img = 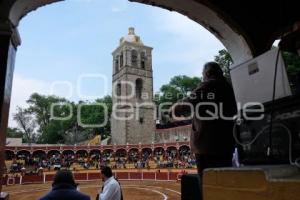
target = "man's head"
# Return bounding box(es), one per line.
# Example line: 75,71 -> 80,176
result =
52,170 -> 76,187
101,166 -> 113,181
202,62 -> 224,81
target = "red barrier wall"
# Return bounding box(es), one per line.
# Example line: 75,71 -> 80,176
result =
169,172 -> 179,181
13,171 -> 183,185
88,173 -> 101,180
15,177 -> 20,184
143,172 -> 156,180
73,173 -> 87,181
130,172 -> 142,180
156,172 -> 168,180
22,175 -> 43,184
45,174 -> 55,182
115,172 -> 129,180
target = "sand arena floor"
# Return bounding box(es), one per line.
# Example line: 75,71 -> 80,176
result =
3,180 -> 181,200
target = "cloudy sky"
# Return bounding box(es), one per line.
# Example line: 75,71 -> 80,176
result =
9,0 -> 224,127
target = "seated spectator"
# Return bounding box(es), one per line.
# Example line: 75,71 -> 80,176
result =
97,166 -> 122,200
39,170 -> 90,200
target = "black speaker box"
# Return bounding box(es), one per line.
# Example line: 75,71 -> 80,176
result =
237,96 -> 300,165
181,174 -> 202,200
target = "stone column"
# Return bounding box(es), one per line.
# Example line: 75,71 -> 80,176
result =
0,22 -> 20,193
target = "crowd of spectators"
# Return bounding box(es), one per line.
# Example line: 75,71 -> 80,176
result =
6,149 -> 196,174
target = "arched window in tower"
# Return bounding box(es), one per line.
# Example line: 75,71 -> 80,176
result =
120,52 -> 123,67
117,83 -> 121,97
141,52 -> 146,69
131,50 -> 138,67
135,78 -> 143,99
139,107 -> 144,124
115,57 -> 119,73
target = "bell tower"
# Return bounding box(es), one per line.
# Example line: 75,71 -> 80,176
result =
111,27 -> 155,145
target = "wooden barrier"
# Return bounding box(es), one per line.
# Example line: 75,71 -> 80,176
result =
143,172 -> 156,180
45,174 -> 55,182
169,172 -> 179,181
73,173 -> 88,181
115,172 -> 129,180
88,173 -> 101,180
22,175 -> 43,184
156,172 -> 168,181
129,172 -> 142,180
11,171 -> 185,185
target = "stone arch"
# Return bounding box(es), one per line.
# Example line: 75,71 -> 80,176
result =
114,57 -> 119,73
90,149 -> 101,156
179,145 -> 190,152
5,150 -> 15,160
32,150 -> 47,159
140,51 -> 146,69
128,148 -> 139,162
120,52 -> 124,67
102,149 -> 113,161
76,150 -> 88,158
135,78 -> 143,99
90,149 -> 101,161
7,0 -> 253,64
130,0 -> 253,63
141,148 -> 152,160
62,150 -> 75,166
116,82 -> 121,97
166,146 -> 178,158
153,147 -> 165,156
47,150 -> 60,158
131,49 -> 138,67
115,149 -> 127,158
16,150 -> 31,158
179,145 -> 191,160
62,150 -> 74,156
142,148 -> 152,155
102,149 -> 113,154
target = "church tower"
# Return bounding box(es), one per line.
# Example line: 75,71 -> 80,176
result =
111,28 -> 155,145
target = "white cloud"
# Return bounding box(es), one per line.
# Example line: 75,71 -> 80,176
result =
152,10 -> 224,74
8,74 -> 52,127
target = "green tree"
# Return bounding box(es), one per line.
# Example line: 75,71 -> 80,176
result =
13,107 -> 37,144
74,95 -> 112,142
155,75 -> 201,125
156,75 -> 201,105
25,93 -> 73,144
284,52 -> 300,75
214,49 -> 233,81
95,95 -> 112,139
282,51 -> 300,92
21,93 -> 113,144
27,93 -> 68,131
6,127 -> 24,138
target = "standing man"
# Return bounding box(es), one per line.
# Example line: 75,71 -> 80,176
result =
98,166 -> 122,200
172,62 -> 237,176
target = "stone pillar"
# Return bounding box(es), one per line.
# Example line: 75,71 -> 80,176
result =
0,22 -> 20,193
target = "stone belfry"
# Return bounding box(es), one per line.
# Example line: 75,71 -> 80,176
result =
111,27 -> 155,145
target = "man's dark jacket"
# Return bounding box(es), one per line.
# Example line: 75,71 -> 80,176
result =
176,77 -> 237,155
39,183 -> 90,200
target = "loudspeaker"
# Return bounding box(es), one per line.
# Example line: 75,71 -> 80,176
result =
181,174 -> 202,200
237,96 -> 300,165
